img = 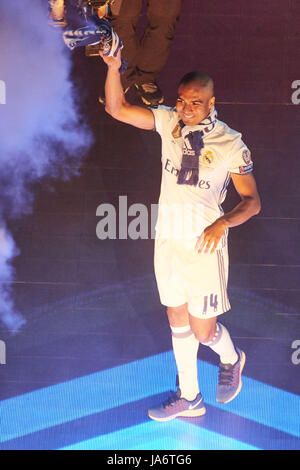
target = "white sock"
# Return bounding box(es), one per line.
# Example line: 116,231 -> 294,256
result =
201,323 -> 238,365
171,325 -> 200,401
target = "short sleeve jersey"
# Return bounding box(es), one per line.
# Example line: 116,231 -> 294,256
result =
151,106 -> 253,245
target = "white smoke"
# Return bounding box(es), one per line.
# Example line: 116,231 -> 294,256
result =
0,226 -> 24,330
0,0 -> 93,329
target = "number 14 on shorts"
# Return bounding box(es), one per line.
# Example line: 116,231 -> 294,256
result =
203,294 -> 218,314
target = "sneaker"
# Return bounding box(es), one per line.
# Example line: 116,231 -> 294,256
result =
135,82 -> 164,107
48,0 -> 67,28
216,348 -> 246,404
148,389 -> 206,422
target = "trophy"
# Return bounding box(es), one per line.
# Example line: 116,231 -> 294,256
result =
48,1 -> 126,67
60,0 -> 127,72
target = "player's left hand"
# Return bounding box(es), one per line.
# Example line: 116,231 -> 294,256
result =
195,218 -> 229,254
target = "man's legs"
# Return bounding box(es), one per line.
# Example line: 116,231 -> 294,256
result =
167,303 -> 201,401
148,302 -> 206,421
165,304 -> 242,395
135,0 -> 182,84
111,0 -> 143,89
133,0 -> 182,105
188,308 -> 245,405
189,314 -> 238,366
148,302 -> 245,421
111,0 -> 182,104
167,304 -> 224,402
166,301 -> 241,391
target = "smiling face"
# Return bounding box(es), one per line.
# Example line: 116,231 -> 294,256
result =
176,80 -> 215,126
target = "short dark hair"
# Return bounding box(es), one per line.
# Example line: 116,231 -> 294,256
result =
179,71 -> 214,92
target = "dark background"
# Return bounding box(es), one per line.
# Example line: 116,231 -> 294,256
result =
0,0 -> 299,449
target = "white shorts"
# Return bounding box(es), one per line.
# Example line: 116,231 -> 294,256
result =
154,238 -> 231,319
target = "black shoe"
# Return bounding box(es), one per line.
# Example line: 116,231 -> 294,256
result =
135,82 -> 164,107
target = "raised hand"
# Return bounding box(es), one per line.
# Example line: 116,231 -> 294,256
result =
99,48 -> 122,70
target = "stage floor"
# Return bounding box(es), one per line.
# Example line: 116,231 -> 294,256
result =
0,0 -> 300,451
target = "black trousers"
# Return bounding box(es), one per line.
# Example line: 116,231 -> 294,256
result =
111,0 -> 183,88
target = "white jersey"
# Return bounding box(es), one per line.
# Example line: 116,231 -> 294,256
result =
151,106 -> 253,247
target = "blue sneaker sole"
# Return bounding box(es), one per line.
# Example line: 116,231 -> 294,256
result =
148,404 -> 206,422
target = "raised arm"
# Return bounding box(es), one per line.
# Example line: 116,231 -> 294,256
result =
100,50 -> 155,130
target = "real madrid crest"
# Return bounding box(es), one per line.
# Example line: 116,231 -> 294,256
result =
172,123 -> 182,139
202,150 -> 214,165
